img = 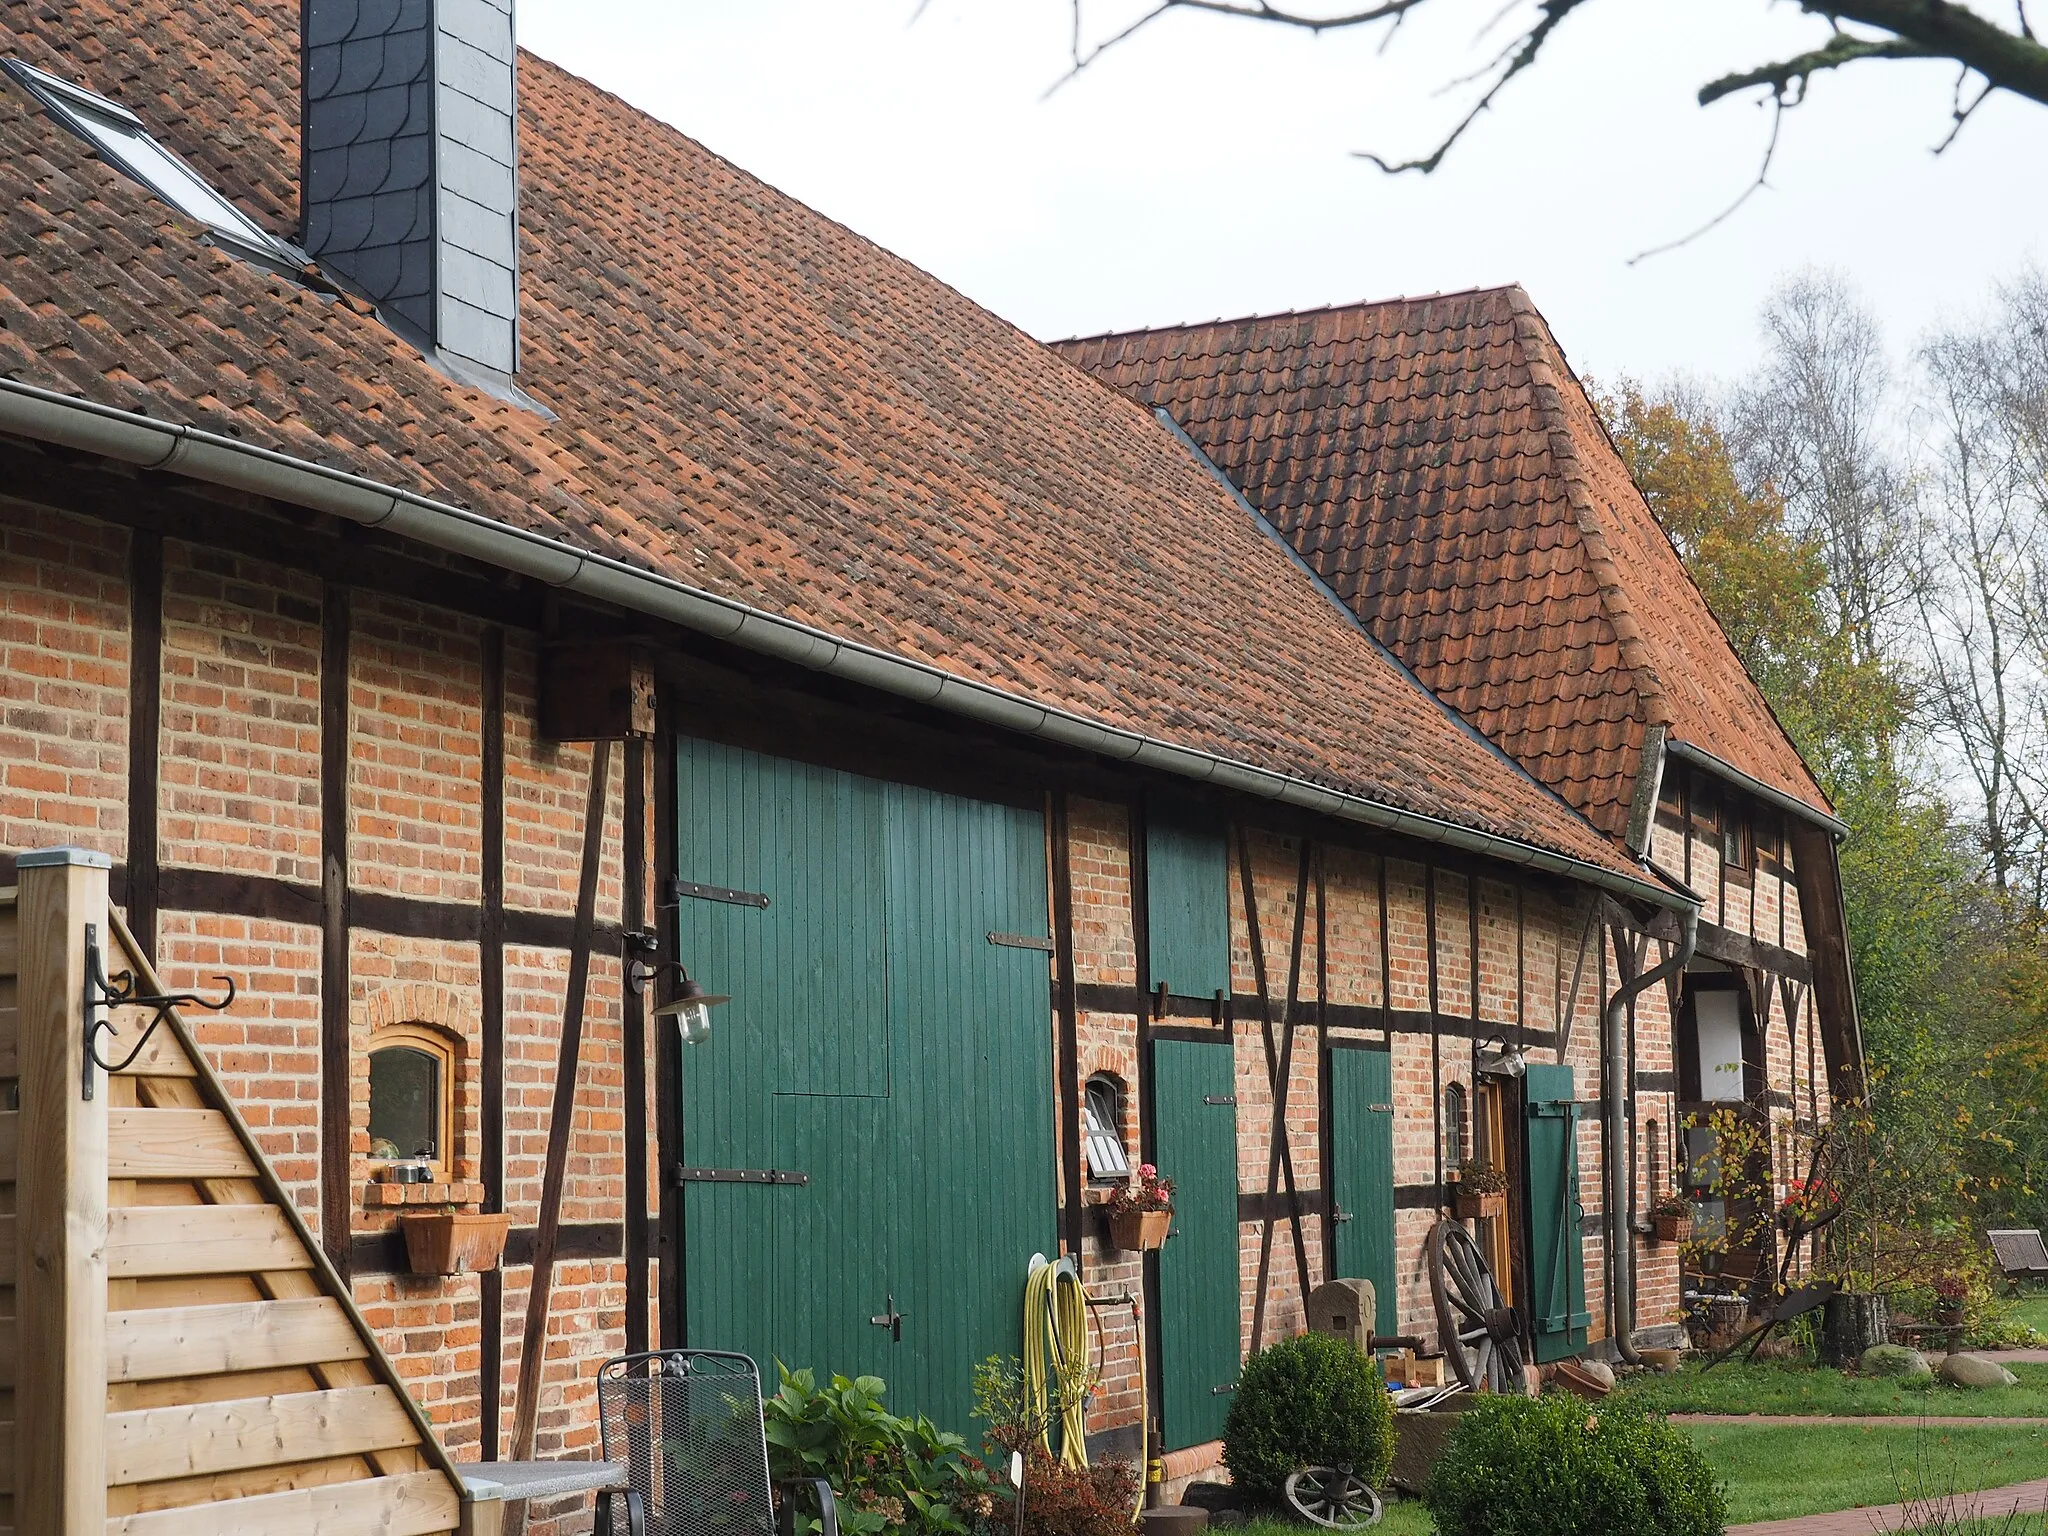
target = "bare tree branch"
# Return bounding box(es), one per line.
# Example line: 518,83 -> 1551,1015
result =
1628,95 -> 1786,265
1698,31 -> 1931,106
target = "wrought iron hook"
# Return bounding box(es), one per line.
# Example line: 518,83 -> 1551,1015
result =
82,922 -> 235,1097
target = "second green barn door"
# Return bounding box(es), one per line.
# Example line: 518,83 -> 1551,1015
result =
1329,1046 -> 1397,1338
1153,1039 -> 1240,1449
676,739 -> 1055,1429
1524,1062 -> 1589,1362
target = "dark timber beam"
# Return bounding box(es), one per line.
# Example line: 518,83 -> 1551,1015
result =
479,627 -> 506,1459
509,740 -> 612,1475
319,583 -> 352,1274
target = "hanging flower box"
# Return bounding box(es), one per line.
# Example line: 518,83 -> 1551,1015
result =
400,1211 -> 513,1276
1105,1163 -> 1175,1252
1109,1208 -> 1174,1252
1649,1197 -> 1693,1244
1451,1158 -> 1506,1220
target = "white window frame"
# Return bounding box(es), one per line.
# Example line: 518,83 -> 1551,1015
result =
1083,1075 -> 1130,1184
3,57 -> 299,266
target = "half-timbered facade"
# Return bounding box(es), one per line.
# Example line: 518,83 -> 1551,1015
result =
0,5 -> 1854,1531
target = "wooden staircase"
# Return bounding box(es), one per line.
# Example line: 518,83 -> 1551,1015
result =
0,849 -> 473,1535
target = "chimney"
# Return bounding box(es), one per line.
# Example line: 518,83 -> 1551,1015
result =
303,0 -> 519,377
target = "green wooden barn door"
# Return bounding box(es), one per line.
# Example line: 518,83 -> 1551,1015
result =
882,781 -> 1055,1430
676,740 -> 895,1388
1329,1046 -> 1398,1338
1524,1062 -> 1589,1362
1153,1039 -> 1240,1449
675,738 -> 1055,1423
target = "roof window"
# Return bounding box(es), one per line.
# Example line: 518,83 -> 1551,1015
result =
3,58 -> 302,269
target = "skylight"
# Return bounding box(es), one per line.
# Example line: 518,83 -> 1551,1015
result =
3,58 -> 300,267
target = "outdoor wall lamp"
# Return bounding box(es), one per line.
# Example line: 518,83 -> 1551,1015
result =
1477,1046 -> 1529,1079
653,969 -> 729,1046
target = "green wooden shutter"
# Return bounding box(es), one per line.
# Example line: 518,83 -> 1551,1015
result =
1524,1062 -> 1589,1362
1145,815 -> 1229,1001
1330,1046 -> 1397,1338
1153,1038 -> 1240,1449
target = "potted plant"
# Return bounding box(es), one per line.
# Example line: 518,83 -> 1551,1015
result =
1452,1158 -> 1507,1220
1107,1163 -> 1175,1251
1931,1272 -> 1968,1327
1649,1193 -> 1693,1244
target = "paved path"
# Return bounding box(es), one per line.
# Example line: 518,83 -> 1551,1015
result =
1726,1474 -> 2048,1534
1677,1413 -> 2048,1427
1984,1348 -> 2048,1364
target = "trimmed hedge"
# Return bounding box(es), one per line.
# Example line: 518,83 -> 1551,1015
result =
1423,1393 -> 1726,1535
1222,1333 -> 1394,1499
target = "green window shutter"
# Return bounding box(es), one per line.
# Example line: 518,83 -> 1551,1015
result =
1153,1038 -> 1240,1449
1330,1047 -> 1398,1338
1523,1062 -> 1590,1362
1145,814 -> 1230,1001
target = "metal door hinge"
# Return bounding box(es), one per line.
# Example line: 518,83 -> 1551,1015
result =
674,1166 -> 809,1186
1203,1094 -> 1237,1106
667,879 -> 770,910
1367,1102 -> 1394,1114
1210,1382 -> 1239,1396
987,931 -> 1055,953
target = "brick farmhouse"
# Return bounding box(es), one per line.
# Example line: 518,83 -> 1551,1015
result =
0,0 -> 1860,1529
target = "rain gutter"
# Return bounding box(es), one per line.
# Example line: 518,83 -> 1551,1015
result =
1665,738 -> 1848,840
0,376 -> 1697,912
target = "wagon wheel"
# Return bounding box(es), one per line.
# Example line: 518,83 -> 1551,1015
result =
1427,1218 -> 1527,1393
1284,1466 -> 1383,1530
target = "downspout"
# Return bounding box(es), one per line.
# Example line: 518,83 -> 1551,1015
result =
1605,905 -> 1696,1363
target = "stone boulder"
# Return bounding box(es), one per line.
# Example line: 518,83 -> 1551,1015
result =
1940,1352 -> 2019,1389
1575,1358 -> 1617,1391
1859,1343 -> 1933,1379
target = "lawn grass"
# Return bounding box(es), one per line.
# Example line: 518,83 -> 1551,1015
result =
1234,1420 -> 2048,1532
2007,1293 -> 2048,1342
1615,1358 -> 2048,1418
1685,1421 -> 2048,1525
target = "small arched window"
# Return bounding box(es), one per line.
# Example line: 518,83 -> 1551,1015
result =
1083,1074 -> 1131,1184
1444,1081 -> 1468,1169
368,1023 -> 457,1181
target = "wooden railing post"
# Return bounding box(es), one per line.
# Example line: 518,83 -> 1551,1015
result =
15,846 -> 111,1536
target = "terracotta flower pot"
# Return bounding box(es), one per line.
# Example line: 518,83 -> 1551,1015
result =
1454,1191 -> 1505,1221
1652,1212 -> 1693,1244
1934,1305 -> 1965,1327
401,1211 -> 513,1276
1109,1208 -> 1173,1252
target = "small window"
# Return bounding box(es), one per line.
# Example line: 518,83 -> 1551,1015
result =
368,1024 -> 456,1180
2,58 -> 300,266
1083,1075 -> 1130,1184
1721,806 -> 1751,870
1443,1081 -> 1468,1169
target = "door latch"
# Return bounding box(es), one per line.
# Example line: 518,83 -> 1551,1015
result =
1332,1204 -> 1355,1225
868,1295 -> 905,1343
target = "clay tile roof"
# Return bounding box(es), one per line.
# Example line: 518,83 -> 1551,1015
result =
0,2 -> 1656,885
1055,287 -> 1833,841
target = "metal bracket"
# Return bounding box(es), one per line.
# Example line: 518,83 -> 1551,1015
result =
1203,1094 -> 1237,1106
82,922 -> 235,1099
674,1165 -> 809,1186
868,1294 -> 905,1342
666,879 -> 770,910
987,931 -> 1055,953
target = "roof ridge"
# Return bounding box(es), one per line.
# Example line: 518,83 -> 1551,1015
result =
1499,288 -> 1674,737
1047,282 -> 1526,349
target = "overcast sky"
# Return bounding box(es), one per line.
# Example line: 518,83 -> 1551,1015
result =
516,0 -> 2046,389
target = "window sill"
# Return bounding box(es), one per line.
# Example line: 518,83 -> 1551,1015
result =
365,1180 -> 488,1208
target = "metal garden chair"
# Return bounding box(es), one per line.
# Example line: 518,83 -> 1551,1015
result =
597,1350 -> 838,1536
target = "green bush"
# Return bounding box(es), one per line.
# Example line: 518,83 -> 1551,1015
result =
763,1363 -> 998,1536
1423,1394 -> 1727,1536
1222,1333 -> 1394,1499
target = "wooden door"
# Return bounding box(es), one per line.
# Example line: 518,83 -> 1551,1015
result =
1523,1063 -> 1589,1362
1153,1038 -> 1241,1449
1329,1045 -> 1397,1337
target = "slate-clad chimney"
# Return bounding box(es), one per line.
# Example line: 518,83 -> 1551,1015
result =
303,0 -> 520,376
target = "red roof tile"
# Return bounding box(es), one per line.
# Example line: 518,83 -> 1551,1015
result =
1055,287 -> 1833,840
0,3 -> 1653,884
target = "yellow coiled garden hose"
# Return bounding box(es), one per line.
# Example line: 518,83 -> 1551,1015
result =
1024,1258 -> 1093,1470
